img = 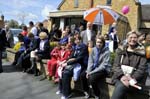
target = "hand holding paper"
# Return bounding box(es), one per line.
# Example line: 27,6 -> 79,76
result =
129,79 -> 142,90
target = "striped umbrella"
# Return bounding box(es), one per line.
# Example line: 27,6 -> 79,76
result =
84,5 -> 120,25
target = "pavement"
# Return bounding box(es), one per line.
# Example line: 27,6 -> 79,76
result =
0,60 -> 87,99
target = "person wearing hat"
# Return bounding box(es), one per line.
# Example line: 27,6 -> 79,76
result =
30,32 -> 50,79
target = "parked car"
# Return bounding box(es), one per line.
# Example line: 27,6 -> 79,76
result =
10,28 -> 22,44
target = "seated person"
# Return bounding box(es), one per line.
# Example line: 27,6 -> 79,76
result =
60,36 -> 88,99
17,33 -> 40,72
111,31 -> 147,99
59,30 -> 69,44
56,43 -> 73,94
54,43 -> 72,83
29,32 -> 50,78
47,43 -> 61,80
81,35 -> 111,99
12,33 -> 30,66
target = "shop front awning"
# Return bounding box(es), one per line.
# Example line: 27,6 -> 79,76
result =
49,10 -> 85,18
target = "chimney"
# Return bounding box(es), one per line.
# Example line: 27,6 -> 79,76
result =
0,14 -> 4,21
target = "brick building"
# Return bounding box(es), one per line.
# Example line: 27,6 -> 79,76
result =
0,15 -> 4,28
48,0 -> 150,40
140,4 -> 150,34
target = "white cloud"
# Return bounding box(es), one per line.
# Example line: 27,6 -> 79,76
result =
0,0 -> 61,25
41,4 -> 57,19
5,10 -> 38,20
0,0 -> 41,9
4,10 -> 38,25
26,13 -> 38,20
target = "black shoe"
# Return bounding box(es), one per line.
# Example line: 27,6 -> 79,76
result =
26,69 -> 34,74
39,77 -> 46,81
0,70 -> 3,73
11,62 -> 16,66
34,74 -> 38,76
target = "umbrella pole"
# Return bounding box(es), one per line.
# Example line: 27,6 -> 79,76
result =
98,11 -> 102,36
97,25 -> 102,36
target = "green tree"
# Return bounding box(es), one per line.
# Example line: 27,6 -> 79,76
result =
8,19 -> 19,28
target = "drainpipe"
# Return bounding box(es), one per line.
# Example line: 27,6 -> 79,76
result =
90,0 -> 93,8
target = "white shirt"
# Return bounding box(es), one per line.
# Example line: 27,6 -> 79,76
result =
30,27 -> 38,36
86,29 -> 92,41
39,40 -> 45,50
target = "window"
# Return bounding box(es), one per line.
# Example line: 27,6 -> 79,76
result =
74,0 -> 78,8
106,0 -> 112,5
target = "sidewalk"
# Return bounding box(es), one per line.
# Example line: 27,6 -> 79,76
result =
0,60 -> 88,99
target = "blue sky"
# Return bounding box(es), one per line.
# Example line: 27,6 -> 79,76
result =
0,0 -> 62,25
0,0 -> 149,25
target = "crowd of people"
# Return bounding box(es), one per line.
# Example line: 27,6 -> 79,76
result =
0,21 -> 150,99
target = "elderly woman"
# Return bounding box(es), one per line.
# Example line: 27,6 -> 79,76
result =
29,32 -> 50,77
111,31 -> 147,99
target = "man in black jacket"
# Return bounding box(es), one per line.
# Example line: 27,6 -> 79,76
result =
0,27 -> 7,73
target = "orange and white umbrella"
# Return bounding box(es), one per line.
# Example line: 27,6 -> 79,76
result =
84,5 -> 120,25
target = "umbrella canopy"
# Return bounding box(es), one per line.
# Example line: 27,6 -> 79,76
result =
84,5 -> 120,25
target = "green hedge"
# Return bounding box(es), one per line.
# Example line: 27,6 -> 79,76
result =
110,52 -> 116,65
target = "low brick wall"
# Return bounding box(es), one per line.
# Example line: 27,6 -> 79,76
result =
6,48 -> 150,99
6,48 -> 16,62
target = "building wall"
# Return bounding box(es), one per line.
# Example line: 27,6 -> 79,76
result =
112,0 -> 139,30
111,0 -> 139,39
93,0 -> 107,7
59,0 -> 111,10
50,0 -> 140,40
59,0 -> 91,10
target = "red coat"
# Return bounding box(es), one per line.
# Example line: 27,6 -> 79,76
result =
50,47 -> 61,60
58,49 -> 72,62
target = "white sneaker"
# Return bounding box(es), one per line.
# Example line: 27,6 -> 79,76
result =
95,96 -> 99,99
56,90 -> 61,95
61,96 -> 67,99
84,91 -> 89,99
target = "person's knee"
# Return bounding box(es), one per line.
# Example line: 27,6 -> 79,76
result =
115,81 -> 127,91
62,70 -> 72,78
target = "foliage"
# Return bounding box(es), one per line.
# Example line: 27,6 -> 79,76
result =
110,52 -> 116,66
8,19 -> 19,28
